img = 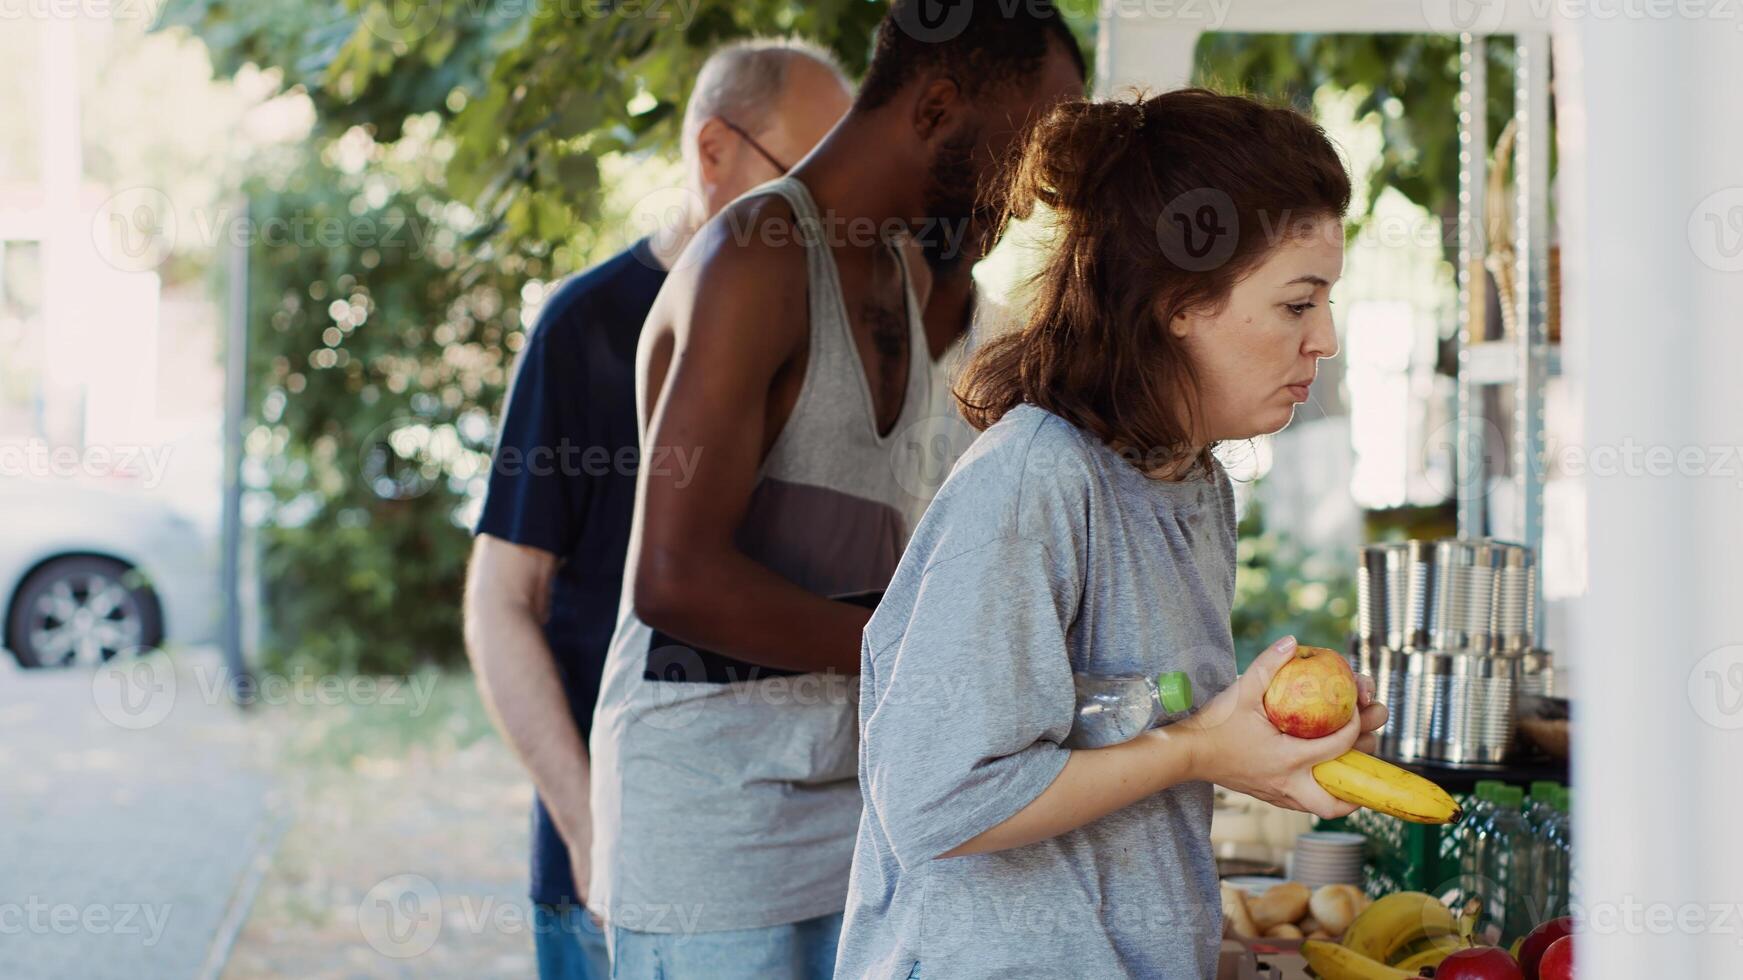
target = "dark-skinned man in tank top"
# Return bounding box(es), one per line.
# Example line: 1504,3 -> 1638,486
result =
586,4 -> 1086,977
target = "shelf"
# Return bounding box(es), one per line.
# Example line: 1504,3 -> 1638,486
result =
1462,340 -> 1562,386
1375,752 -> 1570,794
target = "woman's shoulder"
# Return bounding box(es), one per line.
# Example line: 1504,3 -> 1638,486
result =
869,407 -> 1096,650
919,405 -> 1100,548
956,402 -> 1098,482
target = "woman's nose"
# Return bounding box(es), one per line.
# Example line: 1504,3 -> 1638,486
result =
1304,308 -> 1339,359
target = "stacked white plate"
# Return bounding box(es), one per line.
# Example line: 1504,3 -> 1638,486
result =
1222,875 -> 1289,898
1289,831 -> 1366,889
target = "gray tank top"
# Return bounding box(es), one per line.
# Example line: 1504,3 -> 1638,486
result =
587,175 -> 938,933
737,175 -> 934,607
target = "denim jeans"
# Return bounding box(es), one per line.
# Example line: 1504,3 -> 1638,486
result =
535,903 -> 611,980
608,911 -> 843,980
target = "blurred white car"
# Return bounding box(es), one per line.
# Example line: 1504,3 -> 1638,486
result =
0,478 -> 218,668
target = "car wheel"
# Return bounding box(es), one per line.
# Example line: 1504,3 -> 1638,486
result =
5,556 -> 165,668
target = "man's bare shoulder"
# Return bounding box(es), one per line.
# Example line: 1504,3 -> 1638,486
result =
661,191 -> 812,347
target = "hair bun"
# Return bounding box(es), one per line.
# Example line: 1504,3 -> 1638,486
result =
1001,95 -> 1152,225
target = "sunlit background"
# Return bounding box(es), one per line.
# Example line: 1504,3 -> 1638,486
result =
5,3 -> 1740,978
0,16 -> 1588,654
0,14 -> 1562,977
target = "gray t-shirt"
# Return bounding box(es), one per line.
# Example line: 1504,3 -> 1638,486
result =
835,404 -> 1239,979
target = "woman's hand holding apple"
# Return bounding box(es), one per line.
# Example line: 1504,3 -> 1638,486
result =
1176,635 -> 1388,819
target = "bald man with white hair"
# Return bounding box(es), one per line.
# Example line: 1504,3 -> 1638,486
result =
464,39 -> 852,980
647,40 -> 853,266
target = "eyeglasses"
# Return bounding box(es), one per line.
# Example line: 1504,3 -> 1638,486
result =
718,116 -> 790,176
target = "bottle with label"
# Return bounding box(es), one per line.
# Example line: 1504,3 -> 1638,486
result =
1064,670 -> 1194,749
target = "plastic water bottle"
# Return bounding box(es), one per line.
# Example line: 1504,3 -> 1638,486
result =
1063,670 -> 1193,749
1480,785 -> 1534,942
1521,780 -> 1564,923
1540,788 -> 1574,918
1457,781 -> 1501,910
1525,781 -> 1562,834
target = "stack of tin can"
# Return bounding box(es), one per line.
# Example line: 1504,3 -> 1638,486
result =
1352,539 -> 1552,766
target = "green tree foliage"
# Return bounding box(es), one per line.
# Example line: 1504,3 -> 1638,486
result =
1194,33 -> 1521,238
1230,497 -> 1356,672
239,134 -> 535,672
162,0 -> 905,250
158,1 -> 1105,248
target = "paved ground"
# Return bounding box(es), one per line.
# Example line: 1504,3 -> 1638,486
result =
216,666 -> 537,980
0,651 -> 276,979
0,653 -> 535,979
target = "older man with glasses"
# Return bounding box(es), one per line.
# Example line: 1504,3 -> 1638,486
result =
463,38 -> 852,980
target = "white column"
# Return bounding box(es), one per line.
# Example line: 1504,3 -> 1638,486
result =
1094,14 -> 1200,95
40,18 -> 89,447
1683,19 -> 1743,976
1558,12 -> 1743,979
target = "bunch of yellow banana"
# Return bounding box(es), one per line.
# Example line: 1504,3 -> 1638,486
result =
1341,891 -> 1460,960
1300,892 -> 1470,979
1301,939 -> 1468,979
1313,752 -> 1463,825
1392,935 -> 1467,972
1301,941 -> 1414,979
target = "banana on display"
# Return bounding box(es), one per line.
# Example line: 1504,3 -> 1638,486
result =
1339,891 -> 1461,962
1299,940 -> 1415,980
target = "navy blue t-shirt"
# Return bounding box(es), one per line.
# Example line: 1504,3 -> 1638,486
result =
473,238 -> 666,908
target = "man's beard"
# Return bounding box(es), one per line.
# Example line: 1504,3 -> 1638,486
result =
919,125 -> 982,274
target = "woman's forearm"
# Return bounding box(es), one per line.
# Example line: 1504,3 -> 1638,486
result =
938,725 -> 1203,858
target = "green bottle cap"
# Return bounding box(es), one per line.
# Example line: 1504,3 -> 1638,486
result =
1557,788 -> 1573,813
1497,786 -> 1525,808
1474,779 -> 1505,801
1530,780 -> 1562,802
1156,671 -> 1193,714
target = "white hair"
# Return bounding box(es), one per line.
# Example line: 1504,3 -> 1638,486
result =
680,38 -> 849,163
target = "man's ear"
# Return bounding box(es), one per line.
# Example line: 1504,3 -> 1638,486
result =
911,76 -> 962,142
693,117 -> 730,187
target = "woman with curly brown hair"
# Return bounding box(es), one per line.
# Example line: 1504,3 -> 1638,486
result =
833,89 -> 1390,979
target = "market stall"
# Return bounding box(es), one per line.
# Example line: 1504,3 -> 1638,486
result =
1102,4 -> 1743,977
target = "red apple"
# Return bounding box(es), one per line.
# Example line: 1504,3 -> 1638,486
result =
1437,946 -> 1525,980
1538,935 -> 1574,980
1518,917 -> 1575,979
1262,645 -> 1358,738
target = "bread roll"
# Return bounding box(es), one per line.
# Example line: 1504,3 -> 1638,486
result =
1248,881 -> 1312,932
1298,914 -> 1322,935
1220,883 -> 1260,938
1263,922 -> 1304,940
1308,883 -> 1364,935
